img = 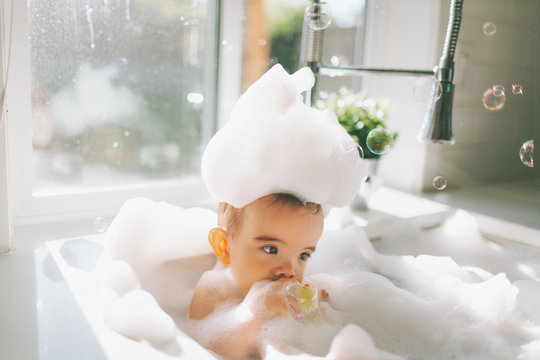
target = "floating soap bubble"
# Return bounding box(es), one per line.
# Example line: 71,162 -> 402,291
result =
284,280 -> 319,319
330,55 -> 350,67
366,128 -> 393,155
337,140 -> 364,165
482,88 -> 505,111
339,139 -> 356,153
112,141 -> 119,148
512,84 -> 524,95
318,90 -> 329,100
358,144 -> 365,160
483,22 -> 496,36
432,176 -> 448,190
304,2 -> 332,31
492,85 -> 505,97
413,77 -> 442,104
519,140 -> 534,168
94,217 -> 108,233
258,38 -> 267,47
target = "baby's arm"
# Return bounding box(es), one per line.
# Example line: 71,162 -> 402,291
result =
188,273 -> 289,358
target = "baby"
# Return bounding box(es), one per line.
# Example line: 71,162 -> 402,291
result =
187,64 -> 366,358
188,193 -> 328,358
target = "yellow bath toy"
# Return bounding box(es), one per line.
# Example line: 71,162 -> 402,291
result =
285,281 -> 318,316
297,283 -> 316,310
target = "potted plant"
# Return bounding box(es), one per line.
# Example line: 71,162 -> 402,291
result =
316,87 -> 396,210
316,87 -> 395,158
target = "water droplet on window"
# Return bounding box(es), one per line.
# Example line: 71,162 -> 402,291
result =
187,92 -> 204,104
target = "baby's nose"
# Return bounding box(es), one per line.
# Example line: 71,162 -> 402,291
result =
275,260 -> 296,279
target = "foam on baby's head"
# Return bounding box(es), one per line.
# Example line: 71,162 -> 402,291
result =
202,64 -> 366,214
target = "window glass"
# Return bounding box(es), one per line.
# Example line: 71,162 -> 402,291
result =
241,0 -> 366,92
28,0 -> 218,193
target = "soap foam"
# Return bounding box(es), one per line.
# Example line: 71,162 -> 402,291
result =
201,64 -> 366,214
95,199 -> 540,359
102,289 -> 177,347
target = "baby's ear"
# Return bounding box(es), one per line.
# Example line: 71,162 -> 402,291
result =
208,227 -> 230,265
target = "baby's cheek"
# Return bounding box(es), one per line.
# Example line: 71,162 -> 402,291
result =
295,263 -> 308,280
232,256 -> 263,287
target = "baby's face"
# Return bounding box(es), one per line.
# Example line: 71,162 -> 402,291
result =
227,196 -> 324,294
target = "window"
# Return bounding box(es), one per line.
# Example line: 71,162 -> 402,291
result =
2,0 -> 222,229
29,0 -> 218,191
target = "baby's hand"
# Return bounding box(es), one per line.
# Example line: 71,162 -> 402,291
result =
244,279 -> 292,320
264,292 -> 288,318
320,289 -> 329,302
263,278 -> 295,317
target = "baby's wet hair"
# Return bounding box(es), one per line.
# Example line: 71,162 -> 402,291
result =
268,192 -> 322,214
218,193 -> 322,238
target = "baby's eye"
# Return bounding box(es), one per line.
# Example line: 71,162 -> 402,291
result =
262,245 -> 278,254
299,252 -> 311,261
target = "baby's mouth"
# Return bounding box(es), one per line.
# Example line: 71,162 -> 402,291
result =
269,276 -> 297,284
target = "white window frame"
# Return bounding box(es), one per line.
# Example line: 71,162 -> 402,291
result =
0,0 -> 243,247
1,0 -> 15,252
